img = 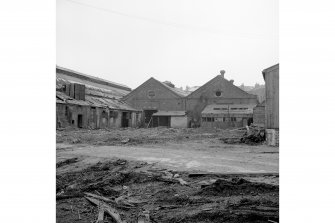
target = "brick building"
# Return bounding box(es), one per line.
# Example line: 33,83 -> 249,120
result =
122,77 -> 188,126
185,70 -> 258,126
124,70 -> 258,128
56,66 -> 142,129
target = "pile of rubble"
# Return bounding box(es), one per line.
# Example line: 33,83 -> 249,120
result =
220,125 -> 266,145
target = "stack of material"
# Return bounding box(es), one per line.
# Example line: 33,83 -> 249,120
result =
240,125 -> 266,144
220,125 -> 265,145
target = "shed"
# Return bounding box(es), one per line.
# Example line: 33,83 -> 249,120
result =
201,104 -> 255,129
151,111 -> 188,128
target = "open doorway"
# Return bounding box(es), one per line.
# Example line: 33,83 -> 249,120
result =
144,110 -> 157,127
122,112 -> 129,127
77,114 -> 83,128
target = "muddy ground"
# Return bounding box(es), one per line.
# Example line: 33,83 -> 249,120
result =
56,128 -> 278,222
57,159 -> 278,223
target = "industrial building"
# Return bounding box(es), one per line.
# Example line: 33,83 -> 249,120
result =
124,70 -> 258,129
56,66 -> 142,129
122,77 -> 188,127
185,70 -> 258,127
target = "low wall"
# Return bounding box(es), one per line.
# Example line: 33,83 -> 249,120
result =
171,116 -> 188,128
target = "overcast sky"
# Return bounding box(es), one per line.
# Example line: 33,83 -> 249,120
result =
57,0 -> 278,89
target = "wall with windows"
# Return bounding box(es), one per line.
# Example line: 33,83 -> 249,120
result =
186,75 -> 258,125
56,103 -> 142,129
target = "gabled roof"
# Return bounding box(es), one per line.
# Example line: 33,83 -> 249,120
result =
160,81 -> 189,97
186,75 -> 257,99
123,77 -> 189,100
262,63 -> 279,79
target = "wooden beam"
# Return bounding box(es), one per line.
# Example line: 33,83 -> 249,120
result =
85,197 -> 125,223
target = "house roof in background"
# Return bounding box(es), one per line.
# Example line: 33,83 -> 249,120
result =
160,81 -> 189,97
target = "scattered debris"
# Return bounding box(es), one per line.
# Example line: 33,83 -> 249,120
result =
86,196 -> 125,223
57,159 -> 279,223
84,192 -> 114,203
175,178 -> 188,186
56,157 -> 78,168
77,209 -> 81,220
219,125 -> 266,145
96,202 -> 105,223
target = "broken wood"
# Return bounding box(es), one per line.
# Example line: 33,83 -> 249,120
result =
115,196 -> 135,207
175,178 -> 188,186
138,210 -> 150,223
96,202 -> 104,223
85,197 -> 125,223
77,210 -> 81,220
84,192 -> 114,203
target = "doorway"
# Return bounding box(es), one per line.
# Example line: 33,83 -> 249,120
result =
144,110 -> 158,127
122,112 -> 129,127
77,114 -> 83,128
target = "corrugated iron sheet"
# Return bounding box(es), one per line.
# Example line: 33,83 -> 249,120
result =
152,111 -> 186,116
201,104 -> 255,115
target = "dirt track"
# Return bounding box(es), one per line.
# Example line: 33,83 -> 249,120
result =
57,141 -> 278,175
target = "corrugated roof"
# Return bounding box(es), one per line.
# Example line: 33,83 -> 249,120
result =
201,104 -> 255,115
56,66 -> 131,90
56,77 -> 128,99
56,91 -> 139,111
152,111 -> 186,116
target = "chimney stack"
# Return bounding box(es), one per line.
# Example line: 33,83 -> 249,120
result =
229,79 -> 234,84
220,70 -> 225,78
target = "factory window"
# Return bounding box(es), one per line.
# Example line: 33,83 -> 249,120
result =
222,117 -> 226,122
202,117 -> 206,122
206,117 -> 214,122
147,90 -> 155,98
215,91 -> 222,97
231,117 -> 236,122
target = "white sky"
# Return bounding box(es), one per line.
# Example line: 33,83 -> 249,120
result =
57,0 -> 278,89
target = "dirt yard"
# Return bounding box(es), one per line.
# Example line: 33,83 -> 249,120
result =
56,127 -> 279,223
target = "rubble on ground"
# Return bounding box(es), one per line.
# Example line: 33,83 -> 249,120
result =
56,159 -> 279,223
56,127 -> 223,146
219,125 -> 266,145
